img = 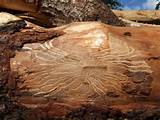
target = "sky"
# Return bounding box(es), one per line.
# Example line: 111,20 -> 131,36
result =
118,0 -> 159,10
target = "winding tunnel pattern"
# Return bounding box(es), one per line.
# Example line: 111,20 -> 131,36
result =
11,27 -> 152,100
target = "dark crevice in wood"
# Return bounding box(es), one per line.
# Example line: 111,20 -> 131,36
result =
147,56 -> 160,61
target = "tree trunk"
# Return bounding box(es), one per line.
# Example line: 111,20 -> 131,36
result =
0,0 -> 125,27
39,0 -> 125,26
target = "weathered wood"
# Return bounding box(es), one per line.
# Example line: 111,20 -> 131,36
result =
113,10 -> 160,23
0,12 -> 26,32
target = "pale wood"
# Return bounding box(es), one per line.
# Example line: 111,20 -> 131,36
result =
113,10 -> 160,22
10,22 -> 160,116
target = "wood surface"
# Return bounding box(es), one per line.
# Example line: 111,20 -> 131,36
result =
0,11 -> 160,120
114,10 -> 160,22
8,22 -> 160,118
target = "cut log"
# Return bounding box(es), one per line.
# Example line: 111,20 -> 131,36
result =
39,0 -> 125,26
8,22 -> 160,119
0,0 -> 125,27
113,10 -> 160,24
0,13 -> 160,119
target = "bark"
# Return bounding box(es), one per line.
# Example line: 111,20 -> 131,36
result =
0,0 -> 126,27
39,0 -> 125,26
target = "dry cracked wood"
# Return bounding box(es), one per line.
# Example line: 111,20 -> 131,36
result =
10,22 -> 155,108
